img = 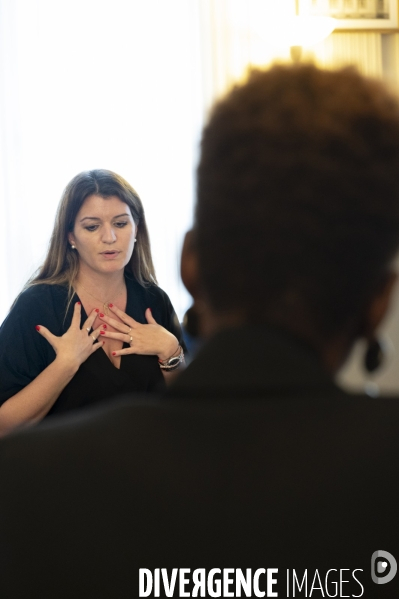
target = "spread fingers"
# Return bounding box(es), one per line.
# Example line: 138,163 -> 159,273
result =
83,308 -> 101,332
107,304 -> 138,328
99,330 -> 131,343
98,313 -> 136,334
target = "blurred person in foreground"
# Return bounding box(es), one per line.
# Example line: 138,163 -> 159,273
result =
1,65 -> 399,598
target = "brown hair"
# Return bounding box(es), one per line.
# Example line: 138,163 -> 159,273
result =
28,169 -> 156,295
196,65 -> 399,346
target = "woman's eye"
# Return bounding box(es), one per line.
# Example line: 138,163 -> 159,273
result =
114,221 -> 128,228
85,225 -> 99,232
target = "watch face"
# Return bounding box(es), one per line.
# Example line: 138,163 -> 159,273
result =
167,356 -> 181,367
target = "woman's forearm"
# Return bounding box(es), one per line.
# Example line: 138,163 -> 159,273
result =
0,305 -> 103,437
0,357 -> 78,437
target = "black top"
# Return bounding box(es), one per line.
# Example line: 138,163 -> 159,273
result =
0,274 -> 184,415
1,325 -> 399,598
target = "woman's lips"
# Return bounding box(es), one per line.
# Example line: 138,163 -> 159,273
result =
100,251 -> 120,260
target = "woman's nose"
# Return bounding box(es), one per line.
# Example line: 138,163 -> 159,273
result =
102,225 -> 117,243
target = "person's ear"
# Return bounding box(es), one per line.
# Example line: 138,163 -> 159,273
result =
362,271 -> 398,339
180,230 -> 201,300
68,232 -> 75,247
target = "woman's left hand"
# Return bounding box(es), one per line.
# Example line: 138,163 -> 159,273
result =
99,305 -> 179,361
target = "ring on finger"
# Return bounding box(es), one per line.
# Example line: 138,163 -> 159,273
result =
86,327 -> 91,333
91,334 -> 97,342
129,335 -> 133,343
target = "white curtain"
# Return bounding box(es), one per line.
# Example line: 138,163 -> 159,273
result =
0,0 -> 204,322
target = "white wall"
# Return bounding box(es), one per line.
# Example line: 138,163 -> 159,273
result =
0,0 -> 204,322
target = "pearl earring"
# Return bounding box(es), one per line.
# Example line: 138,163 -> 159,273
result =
71,244 -> 76,249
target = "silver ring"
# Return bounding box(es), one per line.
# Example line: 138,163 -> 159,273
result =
91,334 -> 96,342
129,335 -> 133,343
86,327 -> 91,333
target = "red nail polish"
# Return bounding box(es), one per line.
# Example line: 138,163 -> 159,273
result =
102,324 -> 107,329
148,307 -> 152,312
100,330 -> 105,335
102,341 -> 105,345
99,313 -> 104,318
77,301 -> 81,305
95,308 -> 100,313
35,325 -> 40,331
108,303 -> 113,308
112,351 -> 116,356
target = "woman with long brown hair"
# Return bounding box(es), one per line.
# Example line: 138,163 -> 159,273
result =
0,169 -> 184,436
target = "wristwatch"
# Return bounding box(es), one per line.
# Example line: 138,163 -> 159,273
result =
158,345 -> 184,371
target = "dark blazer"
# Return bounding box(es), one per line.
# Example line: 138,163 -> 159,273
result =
0,325 -> 399,598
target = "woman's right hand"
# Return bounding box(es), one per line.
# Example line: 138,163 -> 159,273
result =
35,302 -> 104,374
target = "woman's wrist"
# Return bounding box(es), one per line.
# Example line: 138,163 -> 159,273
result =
54,354 -> 81,379
157,338 -> 180,362
158,343 -> 184,371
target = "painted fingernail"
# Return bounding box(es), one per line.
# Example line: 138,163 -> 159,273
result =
35,325 -> 40,331
148,307 -> 152,312
76,301 -> 81,305
100,330 -> 105,335
99,313 -> 104,318
102,341 -> 105,345
112,351 -> 116,356
95,308 -> 100,313
108,303 -> 113,308
102,324 -> 107,329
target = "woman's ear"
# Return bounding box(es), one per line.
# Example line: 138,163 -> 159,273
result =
362,271 -> 398,339
68,233 -> 75,247
180,230 -> 200,300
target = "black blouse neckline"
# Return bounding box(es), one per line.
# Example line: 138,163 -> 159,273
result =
0,274 -> 184,416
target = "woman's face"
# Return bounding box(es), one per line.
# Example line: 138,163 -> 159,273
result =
68,194 -> 137,277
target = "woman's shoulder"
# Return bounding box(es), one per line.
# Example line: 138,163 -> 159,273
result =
125,274 -> 170,303
0,283 -> 71,341
3,284 -> 70,331
13,283 -> 69,310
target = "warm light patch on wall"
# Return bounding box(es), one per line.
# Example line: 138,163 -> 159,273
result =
247,0 -> 336,62
201,0 -> 399,113
204,0 -> 337,104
